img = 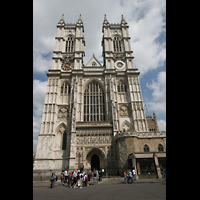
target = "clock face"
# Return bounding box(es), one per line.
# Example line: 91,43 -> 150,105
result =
61,61 -> 73,71
114,61 -> 125,70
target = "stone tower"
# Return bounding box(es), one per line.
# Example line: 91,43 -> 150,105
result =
101,14 -> 149,135
34,14 -> 86,171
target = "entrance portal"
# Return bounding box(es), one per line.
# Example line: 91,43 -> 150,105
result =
91,154 -> 100,171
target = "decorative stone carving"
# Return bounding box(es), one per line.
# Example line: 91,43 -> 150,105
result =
113,53 -> 125,62
76,128 -> 112,146
57,106 -> 68,120
119,105 -> 130,117
121,120 -> 134,132
61,53 -> 74,62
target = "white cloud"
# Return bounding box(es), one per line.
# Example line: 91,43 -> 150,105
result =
33,52 -> 53,74
33,139 -> 38,153
147,101 -> 166,115
33,79 -> 47,116
33,0 -> 166,74
33,80 -> 47,152
129,5 -> 166,74
145,71 -> 166,116
33,115 -> 42,138
157,119 -> 166,132
146,71 -> 166,102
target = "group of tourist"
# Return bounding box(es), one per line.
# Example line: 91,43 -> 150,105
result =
123,168 -> 136,184
50,168 -> 102,188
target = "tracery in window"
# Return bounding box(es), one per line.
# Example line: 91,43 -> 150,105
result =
118,80 -> 127,92
66,37 -> 74,52
84,82 -> 105,122
113,36 -> 122,52
61,82 -> 71,96
117,80 -> 128,102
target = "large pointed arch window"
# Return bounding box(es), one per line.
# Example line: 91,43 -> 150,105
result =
84,82 -> 105,122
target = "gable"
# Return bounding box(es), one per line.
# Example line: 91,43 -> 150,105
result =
85,55 -> 102,67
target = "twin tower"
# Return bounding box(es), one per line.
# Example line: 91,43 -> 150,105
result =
33,14 -> 166,180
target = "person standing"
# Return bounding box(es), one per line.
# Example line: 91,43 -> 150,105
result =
53,172 -> 57,187
130,169 -> 133,183
132,168 -> 136,181
69,171 -> 73,188
61,173 -> 64,185
99,170 -> 102,183
73,170 -> 77,188
161,168 -> 166,181
124,170 -> 127,184
50,173 -> 54,188
64,169 -> 68,183
126,170 -> 129,183
93,169 -> 97,185
87,172 -> 90,186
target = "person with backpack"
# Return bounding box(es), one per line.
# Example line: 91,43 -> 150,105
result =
128,169 -> 132,184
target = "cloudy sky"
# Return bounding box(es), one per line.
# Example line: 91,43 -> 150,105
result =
33,0 -> 166,152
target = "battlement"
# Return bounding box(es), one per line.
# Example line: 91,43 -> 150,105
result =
114,130 -> 166,140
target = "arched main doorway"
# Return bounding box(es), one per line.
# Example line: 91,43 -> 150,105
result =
86,148 -> 105,171
91,154 -> 100,171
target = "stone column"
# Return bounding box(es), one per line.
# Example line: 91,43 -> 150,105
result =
154,153 -> 162,178
132,156 -> 138,180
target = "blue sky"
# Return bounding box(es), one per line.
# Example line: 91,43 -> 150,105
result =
33,0 -> 166,152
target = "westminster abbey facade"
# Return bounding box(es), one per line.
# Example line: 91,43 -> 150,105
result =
33,14 -> 166,179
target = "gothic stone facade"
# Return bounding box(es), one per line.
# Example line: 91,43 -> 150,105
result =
33,14 -> 166,179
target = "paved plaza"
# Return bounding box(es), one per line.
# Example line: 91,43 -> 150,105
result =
33,179 -> 166,200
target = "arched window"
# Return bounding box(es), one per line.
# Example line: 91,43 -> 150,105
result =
113,36 -> 122,52
84,81 -> 105,122
62,131 -> 67,150
144,144 -> 150,152
61,82 -> 71,96
158,144 -> 164,152
66,37 -> 74,52
117,80 -> 128,102
118,80 -> 127,92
